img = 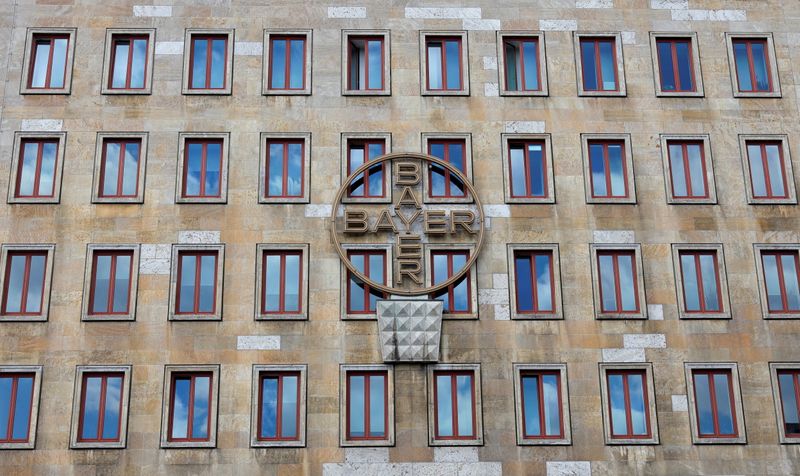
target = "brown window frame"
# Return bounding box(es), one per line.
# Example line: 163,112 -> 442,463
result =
264,139 -> 306,199
14,138 -> 60,199
174,250 -> 219,316
513,250 -> 555,315
345,370 -> 389,442
346,249 -> 387,315
666,140 -> 709,200
346,139 -> 387,199
776,369 -> 800,439
75,372 -> 125,443
745,141 -> 789,200
678,250 -> 723,315
107,34 -> 150,90
256,371 -> 302,442
187,34 -> 229,90
605,369 -> 652,440
98,138 -> 142,199
690,369 -> 739,439
579,37 -> 619,92
427,139 -> 468,199
166,372 -> 214,443
181,139 -> 224,199
261,250 -> 303,315
27,34 -> 70,90
267,35 -> 307,91
759,250 -> 800,315
502,37 -> 543,92
1,251 -> 48,317
346,36 -> 385,92
596,250 -> 640,314
0,372 -> 36,444
432,370 -> 478,440
655,37 -> 697,93
87,250 -> 134,317
519,370 -> 564,440
430,250 -> 472,315
588,140 -> 629,199
731,38 -> 774,93
508,140 -> 549,199
425,36 -> 464,92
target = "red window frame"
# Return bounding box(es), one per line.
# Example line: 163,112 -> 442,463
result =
1,251 -> 48,316
346,250 -> 387,315
520,370 -> 564,440
257,371 -> 301,442
174,251 -> 218,315
187,35 -> 228,90
580,37 -> 619,92
605,369 -> 652,439
345,370 -> 389,441
347,139 -> 386,199
679,250 -> 723,314
427,139 -> 467,199
503,37 -> 542,92
430,250 -> 472,315
265,139 -> 305,199
760,250 -> 800,314
508,140 -> 548,199
667,141 -> 709,199
691,369 -> 738,438
27,34 -> 70,89
108,34 -> 149,90
261,250 -> 303,315
268,35 -> 307,91
656,38 -> 696,92
513,250 -> 555,314
732,38 -> 773,93
167,372 -> 213,442
0,372 -> 35,443
15,139 -> 59,199
98,139 -> 141,199
346,36 -> 385,91
182,139 -> 223,198
777,370 -> 800,438
76,372 -> 125,443
596,250 -> 639,314
425,37 -> 463,91
588,140 -> 628,199
88,250 -> 134,316
746,141 -> 788,199
433,370 -> 477,440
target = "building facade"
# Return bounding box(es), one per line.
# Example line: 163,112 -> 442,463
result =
1,0 -> 800,474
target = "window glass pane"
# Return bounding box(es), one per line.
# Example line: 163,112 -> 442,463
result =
264,254 -> 281,312
270,40 -> 286,88
750,42 -> 770,91
191,39 -> 208,89
268,143 -> 284,197
765,145 -> 785,197
284,254 -> 300,312
368,254 -> 384,311
289,40 -> 304,89
535,254 -> 553,312
432,254 -> 447,288
427,44 -> 443,89
607,145 -> 625,197
367,143 -> 384,197
210,39 -> 226,89
429,143 -> 446,196
198,255 -> 216,313
509,145 -> 526,197
349,375 -> 365,437
505,42 -> 519,91
628,373 -> 648,436
669,144 -> 687,197
25,255 -> 45,314
747,144 -> 767,197
171,377 -> 190,439
50,39 -> 68,88
598,41 -> 616,90
763,254 -> 783,311
19,142 -> 39,197
445,40 -> 461,90
185,143 -> 203,196
681,254 -> 700,311
528,144 -> 545,197
657,41 -> 675,91
112,42 -> 130,88
11,377 -> 32,440
618,254 -> 637,312
92,255 -> 111,313
369,375 -> 385,436
178,255 -> 196,312
693,373 -> 714,435
5,256 -> 26,313
779,374 -> 800,434
521,375 -> 540,436
675,41 -> 693,90
446,143 -> 465,196
281,375 -> 298,438
81,376 -> 102,440
38,141 -> 57,197
781,255 -> 800,310
589,144 -> 606,196
522,41 -> 538,90
699,254 -> 720,312
451,253 -> 469,312
456,375 -> 473,436
112,255 -> 131,313
191,376 -> 210,439
31,42 -> 51,88
580,41 -> 597,90
733,42 -> 752,91
349,40 -> 363,90
204,143 -> 221,197
287,143 -> 303,197
260,377 -> 278,438
436,375 -> 453,437
515,256 -> 533,312
599,254 -> 617,312
102,376 -> 122,440
608,373 -> 626,435
367,40 -> 382,89
348,254 -> 365,312
122,142 -> 140,196
0,378 -> 11,439
686,144 -> 706,197
542,374 -> 561,436
130,39 -> 147,88
713,373 -> 734,435
349,145 -> 365,196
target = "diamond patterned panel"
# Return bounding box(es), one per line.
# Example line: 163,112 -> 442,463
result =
376,300 -> 443,362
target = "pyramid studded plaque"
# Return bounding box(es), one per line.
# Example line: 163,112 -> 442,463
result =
377,300 -> 443,362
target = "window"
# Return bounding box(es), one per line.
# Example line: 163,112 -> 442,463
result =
265,140 -> 304,199
21,28 -> 76,94
673,245 -> 730,319
581,135 -> 636,204
650,33 -> 703,96
660,135 -> 716,204
575,33 -> 626,96
81,245 -> 139,321
256,244 -> 308,320
501,134 -> 554,204
591,245 -> 647,319
264,30 -> 312,95
98,139 -> 141,199
345,249 -> 387,317
425,136 -> 472,201
0,245 -> 55,321
508,245 -> 562,319
428,364 -> 483,445
182,29 -> 234,94
769,363 -> 800,443
726,33 -> 781,97
343,31 -> 390,95
420,31 -> 469,96
160,365 -> 219,448
430,250 -> 473,316
498,32 -> 547,95
8,132 -> 66,203
176,133 -> 229,204
599,364 -> 659,444
168,245 -> 224,321
102,29 -> 155,94
739,136 -> 796,204
347,140 -> 386,199
340,365 -> 394,446
0,366 -> 42,449
754,245 -> 800,319
684,363 -> 745,444
251,365 -> 307,447
513,364 -> 571,445
69,366 -> 132,449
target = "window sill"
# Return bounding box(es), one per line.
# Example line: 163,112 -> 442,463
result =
168,314 -> 222,321
259,197 -> 310,204
655,91 -> 704,98
82,314 -> 135,322
101,89 -> 152,95
256,313 -> 307,321
678,312 -> 731,320
343,90 -> 391,97
421,90 -> 470,97
499,90 -> 548,97
263,89 -> 311,96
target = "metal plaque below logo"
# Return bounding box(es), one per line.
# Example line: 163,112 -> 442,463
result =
377,300 -> 443,362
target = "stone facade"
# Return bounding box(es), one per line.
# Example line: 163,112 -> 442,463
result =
1,1 -> 800,475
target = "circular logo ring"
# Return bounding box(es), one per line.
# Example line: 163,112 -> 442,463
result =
330,152 -> 485,296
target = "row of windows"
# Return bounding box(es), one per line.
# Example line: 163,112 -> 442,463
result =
2,242 -> 800,322
2,362 -> 799,449
8,132 -> 796,205
21,28 -> 782,99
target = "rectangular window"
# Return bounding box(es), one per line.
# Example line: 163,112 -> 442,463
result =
182,139 -> 223,199
269,36 -> 306,90
732,38 -> 772,93
348,36 -> 384,91
346,250 -> 386,315
745,141 -> 788,200
520,370 -> 563,439
596,250 -> 639,314
1,251 -> 47,316
588,140 -> 628,199
679,250 -> 722,314
426,37 -> 463,91
514,250 -> 554,314
656,38 -> 695,92
99,139 -> 141,199
347,140 -> 386,199
346,371 -> 388,441
691,369 -> 738,439
28,34 -> 69,89
760,250 -> 800,315
606,370 -> 651,439
257,372 -> 300,441
580,37 -> 618,92
89,251 -> 133,316
265,140 -> 304,199
188,35 -> 228,90
503,37 -> 541,92
108,35 -> 148,90
175,251 -> 218,316
776,369 -> 800,439
667,141 -> 708,199
15,139 -> 59,199
509,141 -> 547,199
168,372 -> 212,442
428,139 -> 467,199
431,250 -> 471,315
0,372 -> 35,443
262,250 -> 302,315
76,372 -> 124,443
434,370 -> 476,440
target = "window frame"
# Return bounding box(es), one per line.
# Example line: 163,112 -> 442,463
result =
263,29 -> 312,96
649,32 -> 704,97
501,133 -> 555,204
258,132 -> 311,204
175,132 -> 230,204
181,29 -> 234,95
753,244 -> 800,320
738,134 -> 796,205
168,244 -> 224,321
80,244 -> 140,322
512,363 -> 571,445
580,134 -> 636,204
427,363 -> 483,446
255,244 -> 309,321
341,132 -> 392,205
20,27 -> 77,95
573,32 -> 626,97
341,30 -> 391,96
69,365 -> 132,449
341,245 -> 392,320
0,244 -> 55,322
339,364 -> 395,447
0,365 -> 43,450
725,33 -> 781,98
425,244 -> 479,320
598,363 -> 660,445
496,31 -> 549,97
101,28 -> 156,95
421,133 -> 474,204
250,364 -> 307,448
769,363 -> 800,444
589,244 -> 648,320
160,365 -> 220,448
7,131 -> 67,205
671,244 -> 731,320
659,134 -> 717,204
507,244 -> 563,320
684,363 -> 746,444
91,132 -> 149,204
419,31 -> 470,97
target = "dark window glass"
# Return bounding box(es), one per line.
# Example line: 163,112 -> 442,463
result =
761,251 -> 800,313
746,142 -> 787,199
733,39 -> 772,92
588,141 -> 627,198
189,35 -> 227,89
2,251 -> 47,316
348,37 -> 384,90
29,35 -> 69,89
777,371 -> 800,437
692,370 -> 737,438
426,38 -> 462,91
90,251 -> 133,315
0,373 -> 35,443
99,139 -> 140,198
183,140 -> 222,198
265,140 -> 304,198
348,140 -> 386,198
607,370 -> 650,438
109,35 -> 148,89
169,373 -> 212,441
514,251 -> 554,313
504,38 -> 540,91
668,141 -> 707,199
347,250 -> 386,314
520,371 -> 562,438
78,373 -> 124,442
580,38 -> 617,91
679,251 -> 722,313
431,251 -> 471,314
428,140 -> 466,198
509,141 -> 546,198
597,250 -> 639,314
346,371 -> 387,440
262,251 -> 302,314
270,36 -> 306,90
16,139 -> 58,199
258,372 -> 300,440
656,38 -> 695,92
434,371 -> 475,439
176,251 -> 217,315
